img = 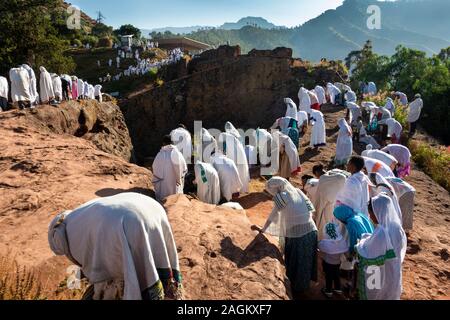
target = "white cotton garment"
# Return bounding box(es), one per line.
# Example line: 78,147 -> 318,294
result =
200,128 -> 217,163
284,98 -> 298,121
382,144 -> 411,167
386,118 -> 403,139
335,119 -> 353,165
77,79 -> 84,96
21,64 -> 38,104
346,102 -> 362,125
385,98 -> 396,115
395,92 -> 408,106
152,145 -> 188,201
368,82 -> 377,95
0,76 -> 8,99
245,145 -> 258,167
9,67 -> 31,103
326,83 -> 340,105
94,85 -> 103,102
256,128 -> 273,167
407,98 -> 423,123
194,161 -> 221,205
304,178 -> 319,206
336,171 -> 372,216
39,67 -> 54,103
309,110 -> 326,147
345,90 -> 357,103
48,193 -> 180,300
211,153 -> 243,201
308,90 -> 319,105
314,85 -> 326,105
51,74 -> 62,99
170,128 -> 192,164
362,149 -> 398,170
297,110 -> 309,127
275,132 -> 301,175
298,87 -> 311,114
219,132 -> 250,193
225,122 -> 242,141
363,156 -> 396,178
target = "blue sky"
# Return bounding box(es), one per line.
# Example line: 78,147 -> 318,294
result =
68,0 -> 345,29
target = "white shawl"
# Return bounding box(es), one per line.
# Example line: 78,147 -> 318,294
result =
194,161 -> 221,205
52,74 -> 62,99
9,67 -> 31,102
284,98 -> 298,121
211,153 -> 243,201
363,156 -> 396,178
336,171 -> 372,216
170,128 -> 192,164
0,76 -> 8,99
335,119 -> 353,164
48,193 -> 180,300
21,64 -> 38,104
39,66 -> 54,103
298,87 -> 311,114
314,85 -> 326,105
310,110 -> 326,147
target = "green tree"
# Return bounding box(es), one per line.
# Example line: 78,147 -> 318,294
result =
114,24 -> 141,39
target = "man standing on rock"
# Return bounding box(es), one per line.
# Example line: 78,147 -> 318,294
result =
407,94 -> 423,137
152,135 -> 188,201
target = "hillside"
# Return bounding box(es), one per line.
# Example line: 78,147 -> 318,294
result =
220,17 -> 282,30
186,0 -> 450,60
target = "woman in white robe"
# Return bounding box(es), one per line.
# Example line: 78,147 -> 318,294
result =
284,98 -> 298,121
256,128 -> 273,167
309,110 -> 326,147
194,161 -> 221,205
48,193 -> 182,300
9,67 -> 31,106
225,121 -> 242,141
51,74 -> 62,101
335,119 -> 353,166
362,149 -> 398,172
274,132 -> 302,179
22,64 -> 38,105
77,78 -> 85,99
211,152 -> 243,201
219,132 -> 250,193
385,118 -> 403,144
326,83 -> 340,105
171,127 -> 192,165
363,157 -> 395,178
298,87 -> 311,114
94,85 -> 103,102
39,66 -> 55,104
356,194 -> 406,300
152,140 -> 188,201
314,85 -> 326,105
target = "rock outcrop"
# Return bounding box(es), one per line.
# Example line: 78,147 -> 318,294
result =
164,195 -> 290,300
122,46 -> 347,163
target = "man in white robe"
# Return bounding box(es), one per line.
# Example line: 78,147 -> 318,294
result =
407,94 -> 423,137
39,66 -> 55,104
314,85 -> 326,105
21,64 -> 38,105
171,125 -> 192,165
284,98 -> 298,121
51,74 -> 62,101
211,152 -> 243,202
94,85 -> 103,102
298,87 -> 311,114
309,110 -> 326,147
0,76 -> 9,111
194,161 -> 221,205
9,67 -> 31,109
152,135 -> 188,201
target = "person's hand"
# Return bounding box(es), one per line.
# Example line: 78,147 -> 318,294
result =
251,225 -> 262,233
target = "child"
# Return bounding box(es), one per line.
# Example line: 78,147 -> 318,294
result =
318,222 -> 349,298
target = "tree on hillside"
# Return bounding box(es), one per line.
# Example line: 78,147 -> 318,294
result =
114,24 -> 141,39
92,23 -> 114,38
0,0 -> 76,75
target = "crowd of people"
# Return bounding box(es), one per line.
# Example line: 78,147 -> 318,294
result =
0,64 -> 103,111
43,66 -> 423,298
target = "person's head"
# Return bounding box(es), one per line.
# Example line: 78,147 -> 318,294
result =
178,124 -> 187,130
347,156 -> 365,174
415,93 -> 421,100
312,165 -> 325,179
301,175 -> 314,188
162,135 -> 172,146
333,205 -> 355,224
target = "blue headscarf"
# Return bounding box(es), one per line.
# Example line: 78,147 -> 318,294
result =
334,205 -> 374,253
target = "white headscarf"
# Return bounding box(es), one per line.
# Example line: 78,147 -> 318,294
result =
284,98 -> 298,121
39,66 -> 54,103
262,177 -> 317,238
225,122 -> 242,141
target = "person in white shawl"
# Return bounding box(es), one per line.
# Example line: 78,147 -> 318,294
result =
284,98 -> 298,121
0,76 -> 8,111
39,66 -> 54,104
367,82 -> 377,96
211,152 -> 243,202
256,128 -> 273,167
314,85 -> 326,105
21,64 -> 39,105
385,98 -> 396,116
363,156 -> 396,178
219,132 -> 250,193
356,194 -> 406,300
407,94 -> 423,136
346,102 -> 362,126
336,156 -> 373,216
335,119 -> 353,167
9,67 -> 31,108
298,87 -> 311,114
385,177 -> 416,232
88,84 -> 95,100
194,161 -> 221,205
309,110 -> 326,148
326,83 -> 340,105
171,126 -> 192,164
94,85 -> 103,102
152,135 -> 188,201
225,121 -> 243,142
314,170 -> 349,240
385,118 -> 403,144
382,144 -> 412,178
48,193 -> 183,300
357,121 -> 381,149
77,78 -> 85,99
273,131 -> 302,179
362,147 -> 398,171
200,128 -> 217,163
51,74 -> 62,101
252,177 -> 318,294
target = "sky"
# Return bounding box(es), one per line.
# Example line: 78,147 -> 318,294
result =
68,0 -> 345,29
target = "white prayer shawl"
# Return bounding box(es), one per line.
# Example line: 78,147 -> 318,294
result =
395,92 -> 408,106
211,153 -> 243,201
77,79 -> 84,97
9,67 -> 31,102
314,85 -> 326,105
407,98 -> 423,123
51,74 -> 62,99
297,111 -> 309,127
335,119 -> 353,165
368,82 -> 377,95
318,223 -> 349,255
284,98 -> 298,121
308,90 -> 319,105
94,84 -> 103,97
326,83 -> 340,105
336,171 -> 372,216
386,118 -> 402,139
83,82 -> 90,97
88,85 -> 95,99
385,177 -> 416,231
314,171 -> 348,239
22,64 -> 38,104
200,128 -> 217,163
48,193 -> 180,300
256,129 -> 272,166
309,110 -> 326,147
170,128 -> 192,164
363,150 -> 398,170
304,178 -> 319,205
263,177 -> 317,238
385,98 -> 396,115
382,144 -> 411,167
363,156 -> 396,178
370,173 -> 402,220
346,102 -> 362,125
39,67 -> 54,103
219,132 -> 250,193
194,162 -> 221,205
245,145 -> 258,167
278,133 -> 301,174
152,145 -> 187,201
0,76 -> 8,99
345,90 -> 357,103
298,87 -> 311,114
225,122 -> 242,141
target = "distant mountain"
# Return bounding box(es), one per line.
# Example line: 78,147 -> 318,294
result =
220,17 -> 282,30
142,26 -> 211,36
185,0 -> 450,61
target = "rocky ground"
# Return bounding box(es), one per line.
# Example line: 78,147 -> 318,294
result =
0,102 -> 448,300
